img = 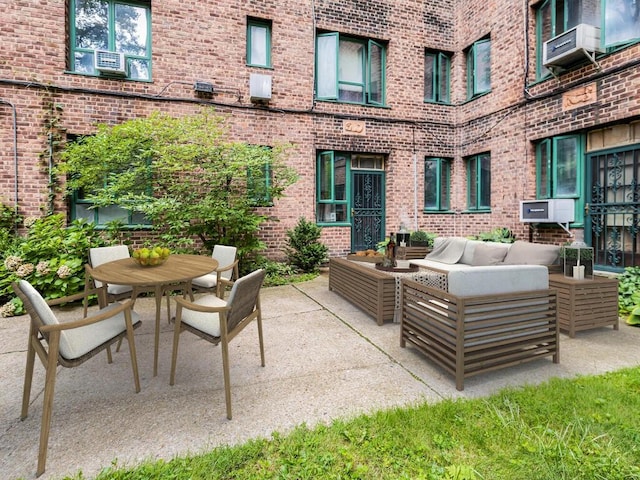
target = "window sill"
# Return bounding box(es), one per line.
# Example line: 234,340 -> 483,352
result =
314,99 -> 389,109
422,209 -> 455,214
317,222 -> 351,227
64,70 -> 152,83
461,209 -> 491,214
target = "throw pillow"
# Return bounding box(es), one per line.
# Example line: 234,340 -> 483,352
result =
502,240 -> 560,265
471,243 -> 510,266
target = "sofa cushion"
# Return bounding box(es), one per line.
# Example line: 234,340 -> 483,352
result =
447,265 -> 549,297
410,258 -> 475,273
471,242 -> 510,266
502,240 -> 560,265
459,240 -> 481,264
425,237 -> 467,264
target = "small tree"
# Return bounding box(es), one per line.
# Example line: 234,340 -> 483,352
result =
58,108 -> 298,262
284,217 -> 328,273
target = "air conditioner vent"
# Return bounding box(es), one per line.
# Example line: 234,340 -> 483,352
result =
94,50 -> 126,76
520,199 -> 575,223
543,24 -> 603,69
249,73 -> 272,103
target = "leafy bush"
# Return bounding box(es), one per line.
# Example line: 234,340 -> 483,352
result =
410,230 -> 436,247
469,227 -> 515,243
618,266 -> 640,325
284,217 -> 328,273
58,109 -> 298,269
0,214 -> 107,316
248,257 -> 318,286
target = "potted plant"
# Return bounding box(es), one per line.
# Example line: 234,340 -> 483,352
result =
410,230 -> 435,247
560,244 -> 594,278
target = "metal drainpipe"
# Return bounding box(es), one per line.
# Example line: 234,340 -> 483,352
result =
0,98 -> 18,232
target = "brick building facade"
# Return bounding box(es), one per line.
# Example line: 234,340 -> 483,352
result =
1,1 -> 639,269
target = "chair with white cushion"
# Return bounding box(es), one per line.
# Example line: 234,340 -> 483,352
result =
190,245 -> 239,298
170,268 -> 266,419
86,245 -> 167,320
87,245 -> 135,307
13,280 -> 141,477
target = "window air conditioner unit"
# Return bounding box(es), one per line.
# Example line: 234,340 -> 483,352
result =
543,24 -> 604,69
520,199 -> 575,223
249,73 -> 272,102
94,50 -> 127,76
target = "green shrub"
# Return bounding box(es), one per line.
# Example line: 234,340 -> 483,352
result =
410,230 -> 436,247
0,214 -> 107,316
284,217 -> 328,273
618,266 -> 640,325
469,227 -> 516,243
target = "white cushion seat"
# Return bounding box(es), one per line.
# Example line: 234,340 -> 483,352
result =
20,280 -> 141,360
180,294 -> 227,337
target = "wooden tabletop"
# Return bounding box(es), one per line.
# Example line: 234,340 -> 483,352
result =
91,254 -> 219,286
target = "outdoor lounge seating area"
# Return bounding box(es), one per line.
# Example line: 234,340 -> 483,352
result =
2,273 -> 640,480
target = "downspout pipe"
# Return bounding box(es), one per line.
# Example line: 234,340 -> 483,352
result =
0,98 -> 18,232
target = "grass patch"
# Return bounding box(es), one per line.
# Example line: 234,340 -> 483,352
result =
62,367 -> 640,480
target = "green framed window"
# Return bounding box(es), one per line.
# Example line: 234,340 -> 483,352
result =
536,1 -> 640,78
536,134 -> 584,224
317,151 -> 349,224
424,50 -> 451,104
72,190 -> 150,227
466,153 -> 491,211
316,32 -> 386,106
69,0 -> 151,81
466,38 -> 491,99
247,161 -> 273,207
424,157 -> 450,211
247,18 -> 272,68
604,2 -> 640,47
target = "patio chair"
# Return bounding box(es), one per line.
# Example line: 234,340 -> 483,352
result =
86,245 -> 172,322
190,245 -> 239,298
13,280 -> 141,477
169,268 -> 266,419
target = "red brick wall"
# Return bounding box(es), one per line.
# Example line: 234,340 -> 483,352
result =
1,0 -> 639,259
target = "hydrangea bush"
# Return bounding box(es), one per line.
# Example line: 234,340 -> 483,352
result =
0,214 -> 107,316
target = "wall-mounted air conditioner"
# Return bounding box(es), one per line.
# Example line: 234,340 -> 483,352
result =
249,73 -> 272,102
543,24 -> 604,69
94,50 -> 127,76
520,199 -> 575,223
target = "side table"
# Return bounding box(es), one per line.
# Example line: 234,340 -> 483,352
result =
548,273 -> 619,337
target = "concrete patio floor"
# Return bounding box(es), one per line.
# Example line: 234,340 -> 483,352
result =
2,272 -> 640,479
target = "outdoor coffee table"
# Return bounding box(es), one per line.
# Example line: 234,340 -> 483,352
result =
90,254 -> 219,376
329,257 -> 442,324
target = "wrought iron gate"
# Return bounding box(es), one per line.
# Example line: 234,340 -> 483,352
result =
587,146 -> 640,271
351,171 -> 385,252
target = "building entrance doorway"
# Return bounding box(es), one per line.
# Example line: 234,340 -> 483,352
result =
351,170 -> 385,252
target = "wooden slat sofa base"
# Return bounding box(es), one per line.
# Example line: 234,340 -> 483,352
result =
328,258 -> 396,325
400,279 -> 559,390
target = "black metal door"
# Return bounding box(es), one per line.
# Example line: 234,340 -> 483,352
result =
351,171 -> 385,252
587,146 -> 640,271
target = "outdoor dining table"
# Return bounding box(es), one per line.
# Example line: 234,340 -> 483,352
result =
90,254 -> 219,376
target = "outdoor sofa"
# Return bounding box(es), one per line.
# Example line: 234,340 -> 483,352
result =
400,237 -> 560,390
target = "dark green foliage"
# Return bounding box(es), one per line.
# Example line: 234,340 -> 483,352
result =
58,108 -> 298,269
469,227 -> 516,243
284,217 -> 328,273
0,214 -> 108,316
618,266 -> 640,325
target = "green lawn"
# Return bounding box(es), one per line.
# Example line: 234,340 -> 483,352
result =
65,367 -> 640,480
